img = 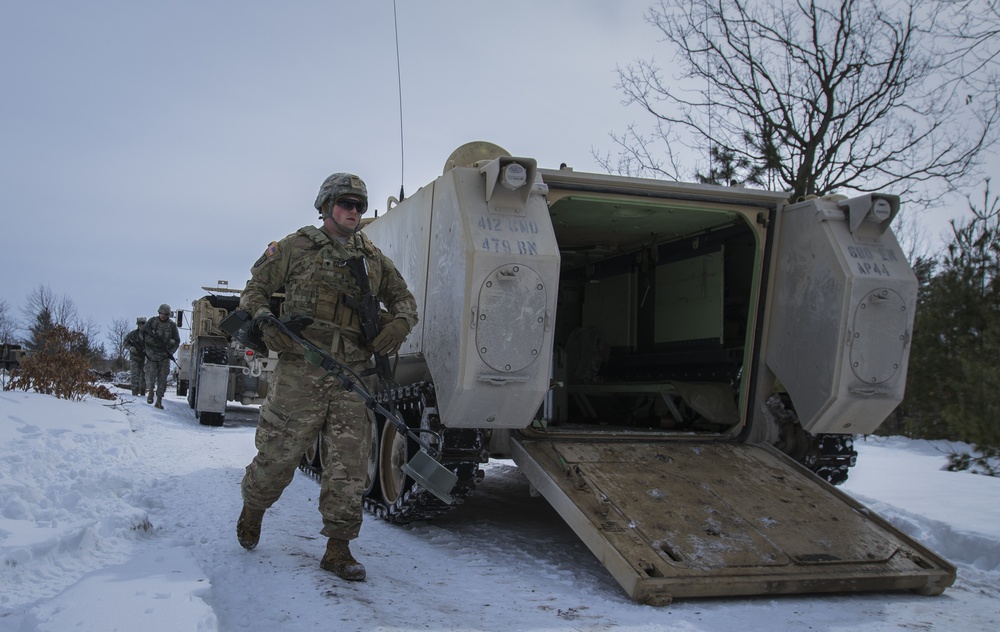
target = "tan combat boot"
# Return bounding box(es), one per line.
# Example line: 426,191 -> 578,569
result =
320,538 -> 366,581
154,396 -> 164,409
147,392 -> 154,404
236,506 -> 265,550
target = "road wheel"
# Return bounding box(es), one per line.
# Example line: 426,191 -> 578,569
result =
362,416 -> 380,498
379,419 -> 415,505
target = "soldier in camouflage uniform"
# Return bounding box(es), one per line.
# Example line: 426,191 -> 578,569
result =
141,304 -> 180,409
125,317 -> 147,396
236,172 -> 417,582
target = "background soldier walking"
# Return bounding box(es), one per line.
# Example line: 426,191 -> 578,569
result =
236,172 -> 417,582
141,304 -> 180,409
124,317 -> 147,396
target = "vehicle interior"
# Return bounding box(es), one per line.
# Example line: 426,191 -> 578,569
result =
543,192 -> 762,436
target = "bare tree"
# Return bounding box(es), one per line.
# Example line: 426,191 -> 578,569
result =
77,317 -> 104,360
22,284 -> 79,332
946,0 -> 1000,86
0,299 -> 17,344
893,209 -> 939,265
107,317 -> 131,370
599,0 -> 1000,204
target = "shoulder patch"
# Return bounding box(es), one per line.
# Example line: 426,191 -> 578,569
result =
253,241 -> 279,269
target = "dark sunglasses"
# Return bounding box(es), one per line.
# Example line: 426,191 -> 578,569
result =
335,199 -> 367,213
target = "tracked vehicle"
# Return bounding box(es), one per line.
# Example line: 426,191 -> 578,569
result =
301,142 -> 954,604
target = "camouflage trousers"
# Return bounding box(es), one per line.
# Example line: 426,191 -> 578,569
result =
241,351 -> 372,541
129,355 -> 146,393
145,357 -> 171,398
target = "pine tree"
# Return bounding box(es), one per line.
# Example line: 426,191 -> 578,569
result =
904,180 -> 999,474
25,307 -> 55,353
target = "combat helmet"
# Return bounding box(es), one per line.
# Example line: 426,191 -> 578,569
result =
158,304 -> 171,316
136,316 -> 147,325
314,173 -> 368,217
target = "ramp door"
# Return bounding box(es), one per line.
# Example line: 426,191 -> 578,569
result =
511,436 -> 955,605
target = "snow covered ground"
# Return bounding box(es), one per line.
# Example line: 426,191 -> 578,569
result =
1,387 -> 998,631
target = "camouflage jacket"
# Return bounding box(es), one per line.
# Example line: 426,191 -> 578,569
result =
141,316 -> 180,361
240,225 -> 418,363
124,328 -> 144,358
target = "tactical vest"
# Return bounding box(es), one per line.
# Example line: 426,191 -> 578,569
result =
282,226 -> 383,362
143,318 -> 178,361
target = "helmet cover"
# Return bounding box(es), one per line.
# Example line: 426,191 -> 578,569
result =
314,172 -> 368,212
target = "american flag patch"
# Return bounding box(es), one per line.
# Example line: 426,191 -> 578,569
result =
266,241 -> 278,257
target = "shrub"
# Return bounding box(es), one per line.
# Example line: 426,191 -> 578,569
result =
4,325 -> 114,400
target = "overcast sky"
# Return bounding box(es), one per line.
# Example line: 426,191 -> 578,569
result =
0,0 -> 990,342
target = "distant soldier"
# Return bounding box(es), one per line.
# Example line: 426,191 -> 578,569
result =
124,317 -> 147,396
141,304 -> 180,409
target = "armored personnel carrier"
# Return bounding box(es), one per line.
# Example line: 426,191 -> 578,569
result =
302,142 -> 953,604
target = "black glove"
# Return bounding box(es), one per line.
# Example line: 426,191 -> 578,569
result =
372,318 -> 409,356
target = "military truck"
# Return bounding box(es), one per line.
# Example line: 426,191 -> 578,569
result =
175,282 -> 280,426
301,142 -> 954,604
0,344 -> 25,373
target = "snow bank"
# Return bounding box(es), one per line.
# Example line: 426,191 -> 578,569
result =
0,392 -> 154,608
846,436 -> 1000,571
1,390 -> 998,631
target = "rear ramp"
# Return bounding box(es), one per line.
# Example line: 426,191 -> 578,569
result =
511,435 -> 955,605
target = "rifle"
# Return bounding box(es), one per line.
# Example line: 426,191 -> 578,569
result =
338,258 -> 402,438
143,328 -> 181,369
219,309 -> 457,504
125,330 -> 145,356
340,257 -> 393,382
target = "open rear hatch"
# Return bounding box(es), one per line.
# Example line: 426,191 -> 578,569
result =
511,434 -> 955,605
